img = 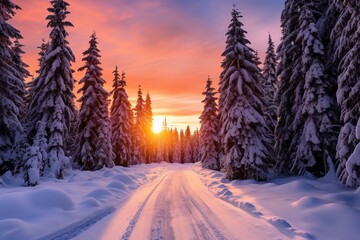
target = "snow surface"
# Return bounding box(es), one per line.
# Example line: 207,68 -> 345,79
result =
1,163 -> 360,240
0,164 -> 168,240
193,163 -> 360,240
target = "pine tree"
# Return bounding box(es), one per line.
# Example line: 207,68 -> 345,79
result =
275,0 -> 305,175
110,68 -> 133,167
262,34 -> 278,136
179,129 -> 185,163
294,0 -> 338,176
331,0 -> 360,187
0,1 -> 27,176
75,33 -> 114,170
144,92 -> 154,163
25,39 -> 49,112
11,38 -> 30,118
277,0 -> 338,177
24,0 -> 76,183
200,77 -> 220,170
133,85 -> 146,164
218,6 -> 273,181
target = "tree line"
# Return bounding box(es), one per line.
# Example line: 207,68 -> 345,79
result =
199,1 -> 360,189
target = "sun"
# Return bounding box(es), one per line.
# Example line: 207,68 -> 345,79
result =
153,117 -> 163,134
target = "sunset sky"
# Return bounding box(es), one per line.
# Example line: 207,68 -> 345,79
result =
11,0 -> 283,131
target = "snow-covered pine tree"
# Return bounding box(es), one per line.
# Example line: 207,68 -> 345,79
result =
275,0 -> 305,175
110,68 -> 133,167
25,39 -> 49,112
144,92 -> 154,163
133,85 -> 146,164
292,0 -> 338,177
0,0 -> 27,176
331,0 -> 360,187
24,0 -> 76,182
192,129 -> 201,162
261,34 -> 278,137
173,142 -> 181,163
179,129 -> 185,163
75,33 -> 114,170
200,76 -> 220,170
23,121 -> 47,186
11,38 -> 30,118
218,6 -> 273,181
184,140 -> 192,163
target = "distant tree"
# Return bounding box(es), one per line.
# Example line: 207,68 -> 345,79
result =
133,85 -> 146,164
24,0 -> 75,183
74,33 -> 114,170
218,6 -> 273,180
261,34 -> 278,137
0,1 -> 27,176
179,129 -> 185,163
110,68 -> 133,167
144,92 -> 154,163
200,77 -> 220,170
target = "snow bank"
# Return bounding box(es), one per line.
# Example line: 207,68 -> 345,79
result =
0,163 -> 169,240
193,162 -> 360,240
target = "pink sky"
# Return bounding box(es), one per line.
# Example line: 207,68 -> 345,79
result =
11,0 -> 283,131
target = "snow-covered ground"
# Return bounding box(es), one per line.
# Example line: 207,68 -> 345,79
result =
1,163 -> 359,240
193,163 -> 360,240
0,163 -> 169,240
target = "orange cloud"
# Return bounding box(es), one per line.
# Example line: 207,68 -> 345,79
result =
10,0 -> 282,130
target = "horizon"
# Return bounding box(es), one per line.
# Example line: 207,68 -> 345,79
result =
11,0 -> 283,131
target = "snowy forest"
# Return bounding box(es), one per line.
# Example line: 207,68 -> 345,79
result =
0,0 -> 359,191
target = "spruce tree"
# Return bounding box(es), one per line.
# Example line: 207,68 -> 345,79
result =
110,68 -> 133,167
133,85 -> 146,164
262,34 -> 278,136
275,0 -> 305,175
0,1 -> 27,176
276,0 -> 336,177
292,0 -> 338,176
144,92 -> 154,163
11,38 -> 30,118
200,77 -> 220,170
218,6 -> 273,181
24,0 -> 75,183
331,0 -> 360,187
75,33 -> 114,170
25,39 -> 49,112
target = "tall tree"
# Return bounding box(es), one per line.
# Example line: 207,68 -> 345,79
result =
218,6 -> 273,181
75,33 -> 114,170
275,0 -> 305,175
294,0 -> 338,176
200,77 -> 220,170
0,1 -> 27,176
261,34 -> 278,136
331,0 -> 360,187
24,0 -> 76,183
25,39 -> 49,112
144,92 -> 154,163
133,85 -> 146,164
110,68 -> 133,167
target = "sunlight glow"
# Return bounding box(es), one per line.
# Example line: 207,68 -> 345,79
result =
153,116 -> 164,134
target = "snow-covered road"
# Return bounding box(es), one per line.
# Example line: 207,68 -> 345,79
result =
94,165 -> 290,240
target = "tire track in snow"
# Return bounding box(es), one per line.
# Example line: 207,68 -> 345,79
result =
182,181 -> 228,240
120,171 -> 172,240
35,207 -> 115,240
